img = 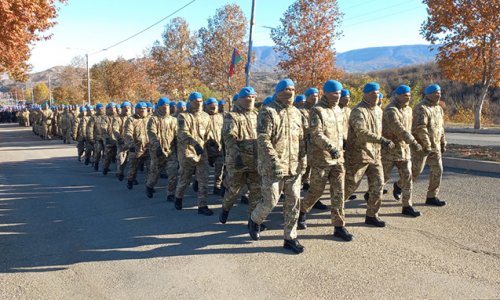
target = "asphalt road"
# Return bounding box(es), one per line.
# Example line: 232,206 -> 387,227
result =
1,124 -> 499,299
446,132 -> 500,146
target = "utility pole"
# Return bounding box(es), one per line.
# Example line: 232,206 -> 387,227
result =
31,83 -> 34,105
48,75 -> 53,106
245,0 -> 256,86
86,53 -> 91,105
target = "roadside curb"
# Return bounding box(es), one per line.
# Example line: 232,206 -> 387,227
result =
443,157 -> 500,174
445,127 -> 500,134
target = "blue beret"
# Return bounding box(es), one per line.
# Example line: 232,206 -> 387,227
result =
87,105 -> 94,110
177,101 -> 187,108
424,84 -> 441,95
205,97 -> 218,106
218,100 -> 226,105
304,88 -> 319,97
379,93 -> 384,99
157,97 -> 170,106
263,96 -> 273,105
189,92 -> 203,101
146,101 -> 153,108
121,101 -> 131,107
232,93 -> 239,102
323,80 -> 343,93
363,82 -> 380,93
341,89 -> 350,97
80,107 -> 87,112
96,103 -> 104,109
395,85 -> 411,95
294,95 -> 306,103
169,101 -> 176,106
105,103 -> 115,109
135,102 -> 147,109
275,79 -> 294,93
238,86 -> 256,98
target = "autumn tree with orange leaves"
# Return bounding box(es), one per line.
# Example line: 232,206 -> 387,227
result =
271,0 -> 343,93
0,0 -> 66,81
421,0 -> 499,129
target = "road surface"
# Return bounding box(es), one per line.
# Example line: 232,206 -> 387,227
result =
446,132 -> 500,146
0,124 -> 499,299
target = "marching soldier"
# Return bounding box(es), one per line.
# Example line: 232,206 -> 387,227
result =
124,102 -> 150,189
112,101 -> 133,181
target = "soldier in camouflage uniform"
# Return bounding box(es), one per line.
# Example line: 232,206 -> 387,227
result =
112,101 -> 133,181
204,98 -> 225,195
76,107 -> 89,161
145,98 -> 178,200
248,79 -> 307,254
382,85 -> 423,217
102,103 -> 118,175
219,87 -> 261,224
40,103 -> 54,140
60,106 -> 74,144
83,105 -> 95,165
344,82 -> 395,227
124,102 -> 149,189
412,84 -> 447,206
174,92 -> 213,216
87,103 -> 108,171
297,80 -> 353,241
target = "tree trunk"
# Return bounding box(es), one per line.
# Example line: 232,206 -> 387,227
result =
474,84 -> 490,129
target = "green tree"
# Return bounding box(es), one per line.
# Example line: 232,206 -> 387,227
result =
33,82 -> 50,103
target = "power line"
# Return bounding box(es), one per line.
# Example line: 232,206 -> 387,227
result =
343,6 -> 424,28
89,0 -> 197,56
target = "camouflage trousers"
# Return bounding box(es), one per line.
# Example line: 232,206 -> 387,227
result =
127,150 -> 149,182
77,139 -> 85,159
301,164 -> 345,226
344,161 -> 384,218
302,164 -> 311,185
383,159 -> 413,206
147,152 -> 177,197
84,140 -> 94,163
116,146 -> 128,176
211,155 -> 224,189
93,140 -> 104,166
61,127 -> 72,142
175,155 -> 209,207
41,124 -> 51,139
251,174 -> 301,240
102,143 -> 117,172
222,169 -> 261,215
412,151 -> 443,198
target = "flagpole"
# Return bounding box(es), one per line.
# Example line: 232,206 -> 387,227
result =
245,0 -> 256,86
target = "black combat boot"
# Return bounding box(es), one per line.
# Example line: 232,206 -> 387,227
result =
297,212 -> 307,230
167,195 -> 175,202
402,206 -> 421,217
175,198 -> 183,210
126,180 -> 133,190
198,206 -> 213,216
102,168 -> 109,175
132,179 -> 139,185
334,226 -> 353,241
213,186 -> 222,195
219,209 -> 229,224
248,217 -> 260,241
313,200 -> 328,210
365,216 -> 386,227
94,163 -> 99,172
117,173 -> 124,181
425,197 -> 446,206
393,182 -> 402,201
84,158 -> 90,165
283,239 -> 304,254
146,186 -> 155,198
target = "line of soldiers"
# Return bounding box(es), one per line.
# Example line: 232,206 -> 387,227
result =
28,79 -> 447,254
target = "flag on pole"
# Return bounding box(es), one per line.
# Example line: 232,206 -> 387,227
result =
229,48 -> 243,79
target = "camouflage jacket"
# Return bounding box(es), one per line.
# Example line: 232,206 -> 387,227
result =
77,115 -> 90,141
147,110 -> 177,158
308,98 -> 344,166
41,109 -> 53,125
223,105 -> 258,172
257,100 -> 306,177
124,114 -> 149,156
341,106 -> 351,140
112,114 -> 132,146
177,109 -> 211,163
412,98 -> 446,153
346,99 -> 384,164
206,112 -> 224,158
382,100 -> 416,161
60,111 -> 74,130
87,111 -> 108,141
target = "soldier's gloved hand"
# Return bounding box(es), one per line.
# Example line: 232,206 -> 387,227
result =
194,143 -> 204,156
381,137 -> 395,149
441,143 -> 447,153
234,155 -> 244,169
329,148 -> 340,159
273,163 -> 284,179
411,142 -> 422,152
129,146 -> 136,153
156,146 -> 164,157
342,139 -> 347,150
206,140 -> 216,148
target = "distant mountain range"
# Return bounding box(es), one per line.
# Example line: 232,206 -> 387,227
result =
252,44 -> 437,73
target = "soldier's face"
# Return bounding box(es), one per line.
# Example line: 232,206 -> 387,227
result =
396,92 -> 411,106
138,107 -> 147,117
179,106 -> 187,112
190,98 -> 202,110
306,94 -> 319,106
276,86 -> 295,107
325,91 -> 341,106
427,91 -> 441,103
158,104 -> 168,115
294,101 -> 305,108
339,95 -> 350,107
240,95 -> 255,110
218,104 -> 225,113
364,91 -> 379,106
206,103 -> 218,114
98,107 -> 105,114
